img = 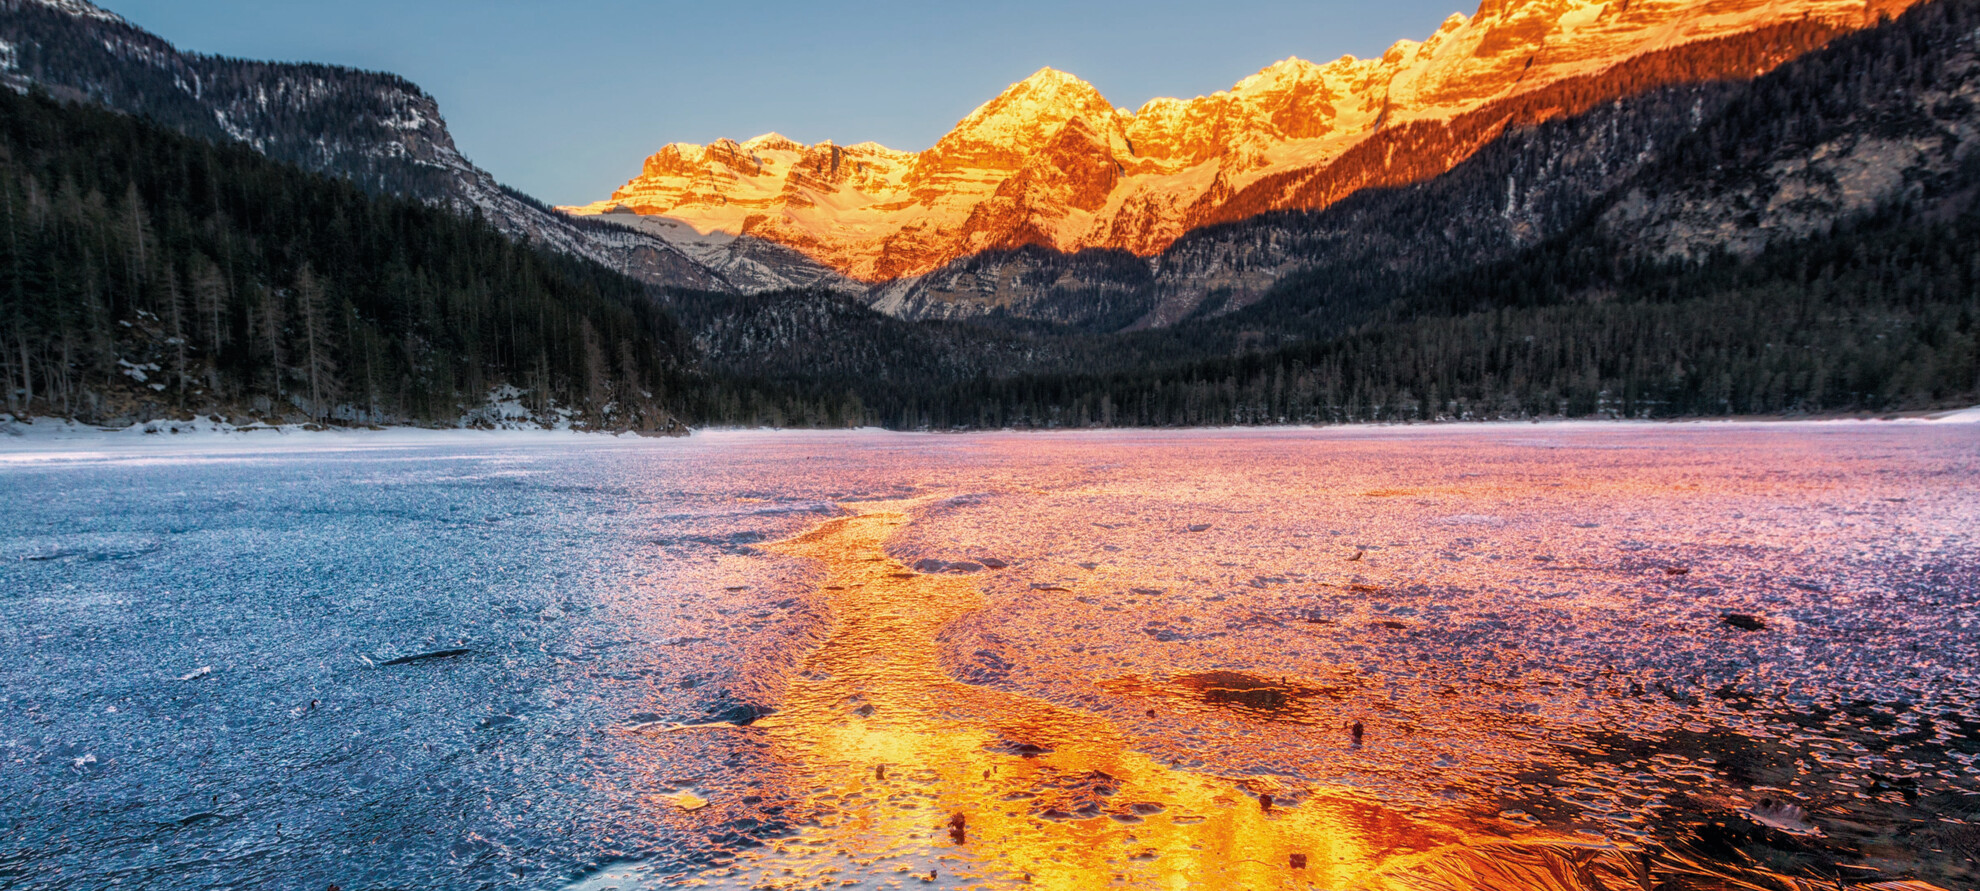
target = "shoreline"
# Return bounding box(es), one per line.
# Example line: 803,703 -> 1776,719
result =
1,405 -> 1974,459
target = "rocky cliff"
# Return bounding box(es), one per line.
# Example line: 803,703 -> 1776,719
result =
573,0 -> 1924,288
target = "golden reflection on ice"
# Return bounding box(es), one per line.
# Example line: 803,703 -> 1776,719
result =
682,503 -> 1591,890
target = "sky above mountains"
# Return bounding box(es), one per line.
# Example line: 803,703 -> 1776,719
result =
104,0 -> 1469,206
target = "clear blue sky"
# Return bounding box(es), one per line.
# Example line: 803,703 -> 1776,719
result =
100,0 -> 1473,206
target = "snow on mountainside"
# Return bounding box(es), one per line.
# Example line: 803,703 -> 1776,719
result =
0,0 -> 845,294
570,0 -> 1924,284
15,0 -> 119,23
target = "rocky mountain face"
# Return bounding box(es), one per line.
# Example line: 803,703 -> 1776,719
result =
870,58 -> 1755,330
0,0 -> 845,294
1595,15 -> 1980,260
573,0 -> 1923,290
875,0 -> 1980,333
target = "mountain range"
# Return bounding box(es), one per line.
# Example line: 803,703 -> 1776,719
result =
0,0 -> 1944,324
569,0 -> 1921,311
0,0 -> 1975,429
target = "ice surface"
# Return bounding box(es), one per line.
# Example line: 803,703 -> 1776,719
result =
1,422 -> 1974,890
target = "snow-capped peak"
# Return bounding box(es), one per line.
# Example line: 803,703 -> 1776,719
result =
574,0 -> 1928,283
948,66 -> 1115,140
991,67 -> 1110,112
1015,66 -> 1085,89
742,132 -> 801,152
989,67 -> 1108,113
1233,57 -> 1324,94
13,0 -> 125,25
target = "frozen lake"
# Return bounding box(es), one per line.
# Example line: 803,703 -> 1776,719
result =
1,423 -> 1975,890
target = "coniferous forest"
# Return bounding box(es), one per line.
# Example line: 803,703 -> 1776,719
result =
922,207 -> 1980,428
686,200 -> 1980,429
0,86 -> 690,430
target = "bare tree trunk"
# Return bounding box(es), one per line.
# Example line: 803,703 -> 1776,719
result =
258,284 -> 285,400
194,259 -> 227,354
617,338 -> 645,422
124,183 -> 147,303
295,265 -> 339,422
59,335 -> 73,418
165,273 -> 188,401
4,334 -> 18,415
19,331 -> 33,413
242,289 -> 257,372
3,186 -> 21,414
533,350 -> 550,417
580,318 -> 609,423
195,261 -> 227,394
302,288 -> 322,417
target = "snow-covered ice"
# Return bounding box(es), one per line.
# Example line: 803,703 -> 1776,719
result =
1,422 -> 1974,890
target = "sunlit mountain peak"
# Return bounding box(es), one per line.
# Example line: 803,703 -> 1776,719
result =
566,0 -> 1927,283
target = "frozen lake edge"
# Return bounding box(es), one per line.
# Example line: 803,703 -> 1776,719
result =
2,405 -> 1975,463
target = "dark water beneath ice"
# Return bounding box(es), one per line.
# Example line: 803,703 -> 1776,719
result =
0,424 -> 1974,890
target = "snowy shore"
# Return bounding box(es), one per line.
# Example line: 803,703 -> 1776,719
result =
1,406 -> 1974,463
0,415 -> 669,463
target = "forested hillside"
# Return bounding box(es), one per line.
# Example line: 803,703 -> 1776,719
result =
682,190 -> 1978,429
926,205 -> 1980,427
0,87 -> 691,430
0,0 -> 786,293
0,0 -> 467,202
664,287 -> 1073,427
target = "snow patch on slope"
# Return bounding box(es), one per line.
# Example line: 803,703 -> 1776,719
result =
14,0 -> 124,24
